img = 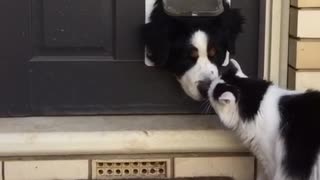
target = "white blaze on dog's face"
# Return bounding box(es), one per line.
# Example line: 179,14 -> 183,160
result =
208,79 -> 241,129
178,30 -> 219,101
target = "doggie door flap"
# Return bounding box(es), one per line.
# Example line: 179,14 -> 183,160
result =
163,0 -> 224,16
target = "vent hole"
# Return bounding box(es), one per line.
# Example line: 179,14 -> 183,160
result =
133,162 -> 138,166
124,169 -> 130,174
159,168 -> 164,174
116,169 -> 121,174
150,169 -> 156,174
107,163 -> 113,166
98,162 -> 104,167
142,169 -> 147,174
107,169 -> 113,174
98,169 -> 104,175
133,169 -> 138,174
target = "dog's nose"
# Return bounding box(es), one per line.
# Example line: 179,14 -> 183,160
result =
197,79 -> 212,99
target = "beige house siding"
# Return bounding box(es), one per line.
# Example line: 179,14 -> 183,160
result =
174,157 -> 255,180
289,8 -> 320,38
289,39 -> 320,69
291,0 -> 320,8
289,0 -> 320,90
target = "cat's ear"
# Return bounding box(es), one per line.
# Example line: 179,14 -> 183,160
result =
222,51 -> 230,67
230,59 -> 248,78
218,91 -> 236,105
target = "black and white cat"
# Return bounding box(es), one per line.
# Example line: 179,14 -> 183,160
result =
207,60 -> 320,180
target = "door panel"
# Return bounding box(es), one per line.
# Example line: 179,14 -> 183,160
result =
0,0 -> 261,116
115,0 -> 146,60
30,60 -> 200,115
32,0 -> 113,56
0,0 -> 32,116
29,0 -> 200,115
43,0 -> 112,49
233,0 -> 260,77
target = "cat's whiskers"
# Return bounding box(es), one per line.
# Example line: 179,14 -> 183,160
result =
201,99 -> 212,114
200,100 -> 210,114
205,103 -> 212,114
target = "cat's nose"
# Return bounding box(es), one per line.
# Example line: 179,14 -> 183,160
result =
197,79 -> 212,99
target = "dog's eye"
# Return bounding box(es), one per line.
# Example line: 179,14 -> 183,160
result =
208,48 -> 216,57
191,49 -> 199,59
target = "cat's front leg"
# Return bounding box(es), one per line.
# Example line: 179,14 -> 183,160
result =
272,169 -> 288,180
257,173 -> 269,180
256,162 -> 270,180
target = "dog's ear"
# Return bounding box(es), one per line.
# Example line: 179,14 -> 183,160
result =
142,22 -> 171,67
221,8 -> 245,57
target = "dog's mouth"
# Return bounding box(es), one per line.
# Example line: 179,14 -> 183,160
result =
197,79 -> 212,99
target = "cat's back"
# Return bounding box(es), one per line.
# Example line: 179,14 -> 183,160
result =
278,90 -> 320,180
280,90 -> 320,127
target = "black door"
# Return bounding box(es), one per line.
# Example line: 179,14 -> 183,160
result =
0,0 -> 260,116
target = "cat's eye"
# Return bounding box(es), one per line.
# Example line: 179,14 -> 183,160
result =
191,49 -> 199,59
208,48 -> 216,58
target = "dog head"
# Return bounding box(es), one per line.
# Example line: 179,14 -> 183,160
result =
142,0 -> 244,101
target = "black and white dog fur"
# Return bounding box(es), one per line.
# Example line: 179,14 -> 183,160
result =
208,60 -> 320,180
143,0 -> 244,101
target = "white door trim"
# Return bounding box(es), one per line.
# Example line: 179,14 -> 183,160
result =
264,0 -> 290,87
